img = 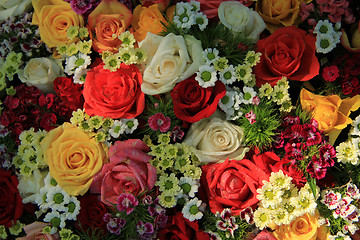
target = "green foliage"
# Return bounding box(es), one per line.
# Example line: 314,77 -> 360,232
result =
161,21 -> 254,66
235,100 -> 280,151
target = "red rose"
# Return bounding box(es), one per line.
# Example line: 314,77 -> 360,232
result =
83,63 -> 145,119
157,212 -> 210,240
200,157 -> 270,215
53,77 -> 84,110
0,169 -> 23,228
171,77 -> 226,123
90,139 -> 157,205
76,194 -> 108,233
193,0 -> 253,19
254,26 -> 319,86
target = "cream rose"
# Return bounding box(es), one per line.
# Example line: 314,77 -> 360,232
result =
183,110 -> 249,163
18,57 -> 63,93
139,32 -> 204,95
218,1 -> 266,43
17,169 -> 47,204
0,0 -> 32,21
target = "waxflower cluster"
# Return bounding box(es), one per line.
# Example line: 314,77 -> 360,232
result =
148,133 -> 205,222
102,31 -> 147,72
254,171 -> 318,229
57,26 -> 92,84
258,77 -> 294,113
12,128 -> 47,176
70,108 -> 139,144
336,115 -> 360,165
320,182 -> 360,238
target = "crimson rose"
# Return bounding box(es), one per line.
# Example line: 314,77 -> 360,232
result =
200,156 -> 270,215
76,194 -> 108,233
0,169 -> 23,228
157,212 -> 210,240
171,76 -> 226,123
254,26 -> 319,86
83,63 -> 145,119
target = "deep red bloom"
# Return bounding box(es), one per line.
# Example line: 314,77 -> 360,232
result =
322,65 -> 339,82
157,212 -> 209,240
0,169 -> 23,227
171,76 -> 226,123
76,194 -> 108,233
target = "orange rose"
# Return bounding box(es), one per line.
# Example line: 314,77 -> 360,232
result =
131,4 -> 167,42
87,0 -> 132,53
255,0 -> 302,33
300,88 -> 360,144
271,212 -> 329,240
32,0 -> 84,48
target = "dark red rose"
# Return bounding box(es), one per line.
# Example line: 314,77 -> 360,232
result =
157,212 -> 210,240
76,194 -> 108,233
171,76 -> 226,123
0,169 -> 23,228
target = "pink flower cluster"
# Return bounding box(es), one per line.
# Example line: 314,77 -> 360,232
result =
316,0 -> 356,24
274,115 -> 336,180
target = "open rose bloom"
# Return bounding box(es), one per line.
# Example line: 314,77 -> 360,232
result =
2,0 -> 360,239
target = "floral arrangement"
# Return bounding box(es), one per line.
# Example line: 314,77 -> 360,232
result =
1,0 -> 360,239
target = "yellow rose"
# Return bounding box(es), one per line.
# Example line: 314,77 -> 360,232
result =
300,88 -> 360,144
32,0 -> 84,48
255,0 -> 302,33
271,212 -> 329,240
41,123 -> 107,196
131,4 -> 167,42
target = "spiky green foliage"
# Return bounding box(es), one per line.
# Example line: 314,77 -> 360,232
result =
161,21 -> 254,66
235,100 -> 280,151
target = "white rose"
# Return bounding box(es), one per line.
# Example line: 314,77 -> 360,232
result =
184,110 -> 249,163
139,32 -> 204,95
0,0 -> 32,21
17,169 -> 47,204
18,57 -> 63,93
218,1 -> 266,42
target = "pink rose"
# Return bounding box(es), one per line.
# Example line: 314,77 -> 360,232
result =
91,139 -> 157,205
17,222 -> 59,240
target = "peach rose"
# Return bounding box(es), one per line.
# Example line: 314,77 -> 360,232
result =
300,88 -> 360,144
17,222 -> 59,240
41,123 -> 107,196
255,0 -> 302,33
87,0 -> 132,53
271,212 -> 329,240
131,4 -> 167,42
32,0 -> 84,48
